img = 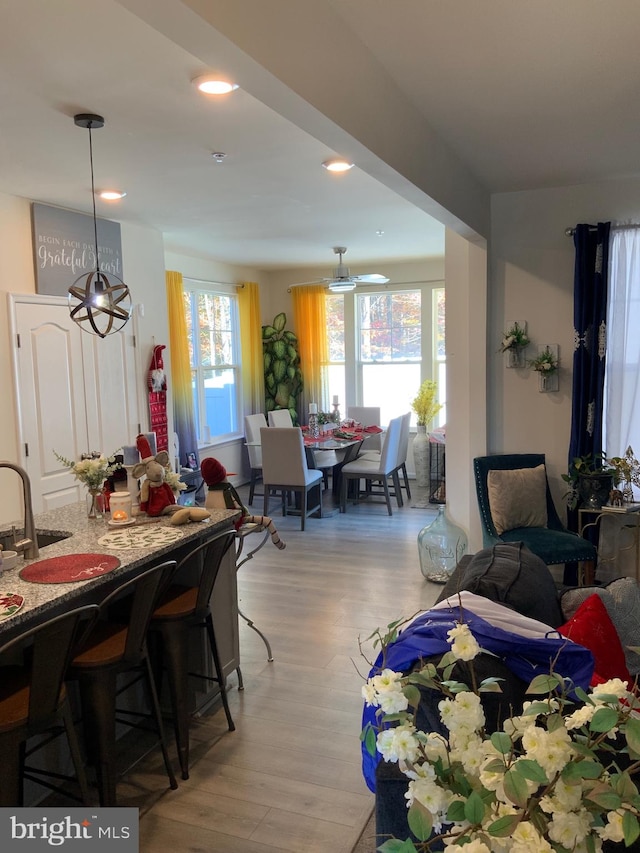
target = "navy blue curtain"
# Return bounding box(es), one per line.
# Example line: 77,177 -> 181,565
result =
569,222 -> 611,465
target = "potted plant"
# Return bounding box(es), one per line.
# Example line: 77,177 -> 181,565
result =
608,445 -> 640,503
499,321 -> 529,367
562,452 -> 618,510
411,380 -> 443,489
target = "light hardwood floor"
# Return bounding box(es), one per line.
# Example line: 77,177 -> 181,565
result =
126,485 -> 442,852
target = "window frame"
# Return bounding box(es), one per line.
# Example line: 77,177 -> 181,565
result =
183,279 -> 243,448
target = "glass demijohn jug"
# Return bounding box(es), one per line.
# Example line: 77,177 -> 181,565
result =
417,505 -> 468,583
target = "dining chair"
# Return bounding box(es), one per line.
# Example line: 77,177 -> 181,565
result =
340,415 -> 404,515
261,427 -> 323,529
347,406 -> 382,453
0,603 -> 100,806
244,413 -> 267,505
473,453 -> 597,581
149,530 -> 236,780
67,560 -> 179,806
268,409 -> 293,428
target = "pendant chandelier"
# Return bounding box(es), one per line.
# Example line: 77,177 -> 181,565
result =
68,113 -> 132,338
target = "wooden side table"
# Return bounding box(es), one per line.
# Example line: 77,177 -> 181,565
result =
578,502 -> 640,582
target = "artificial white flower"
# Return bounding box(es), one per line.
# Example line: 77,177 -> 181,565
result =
591,678 -> 630,702
377,724 -> 419,764
548,808 -> 592,848
446,622 -> 481,661
564,703 -> 597,730
512,821 -> 553,852
597,809 -> 625,843
444,838 -> 490,853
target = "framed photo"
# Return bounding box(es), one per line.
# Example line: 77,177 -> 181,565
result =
186,452 -> 198,470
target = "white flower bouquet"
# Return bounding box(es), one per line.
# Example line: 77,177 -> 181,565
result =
53,449 -> 121,491
529,347 -> 559,375
499,322 -> 529,353
362,620 -> 640,852
164,468 -> 187,493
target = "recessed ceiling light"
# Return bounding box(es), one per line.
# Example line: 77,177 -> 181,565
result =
192,75 -> 239,95
97,190 -> 127,200
322,157 -> 354,173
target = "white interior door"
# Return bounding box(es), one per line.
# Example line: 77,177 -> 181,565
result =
14,299 -> 89,513
12,296 -> 142,513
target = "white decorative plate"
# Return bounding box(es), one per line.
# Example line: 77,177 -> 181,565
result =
97,525 -> 184,551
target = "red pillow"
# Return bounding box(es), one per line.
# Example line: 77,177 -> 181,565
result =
558,593 -> 631,686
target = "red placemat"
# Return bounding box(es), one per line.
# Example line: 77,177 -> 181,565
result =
20,553 -> 121,584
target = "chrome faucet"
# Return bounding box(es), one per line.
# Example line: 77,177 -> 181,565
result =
0,461 -> 40,560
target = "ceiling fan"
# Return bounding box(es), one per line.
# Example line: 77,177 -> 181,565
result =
292,246 -> 390,292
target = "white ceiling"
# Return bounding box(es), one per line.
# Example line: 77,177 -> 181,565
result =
0,0 -> 638,270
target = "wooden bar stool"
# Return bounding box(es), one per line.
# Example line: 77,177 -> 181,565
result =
67,560 -> 178,806
149,530 -> 236,780
0,603 -> 100,806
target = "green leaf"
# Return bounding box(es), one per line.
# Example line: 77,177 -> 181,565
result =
438,650 -> 457,669
503,768 -> 529,807
515,758 -> 548,783
626,716 -> 640,757
561,759 -> 602,782
272,312 -> 287,332
377,840 -> 418,853
463,790 -> 486,825
490,731 -> 513,754
403,684 -> 421,710
614,770 -> 638,799
483,758 -> 507,774
407,801 -> 433,842
478,680 -> 503,693
583,782 -> 622,811
523,701 -> 554,716
570,741 -> 597,758
446,799 -> 466,822
574,685 -> 593,705
487,813 -> 522,837
623,811 -> 640,846
589,707 -> 619,732
526,673 -> 563,694
363,724 -> 377,757
546,713 -> 565,733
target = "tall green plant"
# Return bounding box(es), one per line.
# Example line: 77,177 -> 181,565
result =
262,312 -> 303,425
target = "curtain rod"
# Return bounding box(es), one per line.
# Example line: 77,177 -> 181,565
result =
182,275 -> 238,286
565,223 -> 640,236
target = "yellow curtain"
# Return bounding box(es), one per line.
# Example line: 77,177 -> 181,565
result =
237,281 -> 264,414
165,270 -> 198,465
291,285 -> 328,411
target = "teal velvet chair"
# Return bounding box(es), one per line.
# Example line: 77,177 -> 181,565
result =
473,454 -> 596,575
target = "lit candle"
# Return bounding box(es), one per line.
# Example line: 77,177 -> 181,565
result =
309,403 -> 318,414
332,395 -> 339,405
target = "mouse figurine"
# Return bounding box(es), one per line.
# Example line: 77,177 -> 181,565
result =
132,433 -> 182,516
200,456 -> 285,550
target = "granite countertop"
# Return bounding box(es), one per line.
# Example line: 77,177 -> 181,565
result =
0,502 -> 241,634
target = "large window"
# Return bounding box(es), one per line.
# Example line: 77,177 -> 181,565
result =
183,285 -> 241,444
325,284 -> 445,426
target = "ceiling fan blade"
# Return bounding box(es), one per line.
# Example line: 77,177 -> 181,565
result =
353,273 -> 390,284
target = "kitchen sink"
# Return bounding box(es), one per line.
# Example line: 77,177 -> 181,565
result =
0,529 -> 71,552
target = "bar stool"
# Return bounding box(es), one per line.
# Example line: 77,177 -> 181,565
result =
67,560 -> 178,806
0,603 -> 100,806
149,530 -> 236,780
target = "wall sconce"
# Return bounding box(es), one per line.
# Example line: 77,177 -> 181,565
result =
68,113 -> 132,338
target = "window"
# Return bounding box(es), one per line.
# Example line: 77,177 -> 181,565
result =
183,285 -> 241,444
325,284 -> 445,426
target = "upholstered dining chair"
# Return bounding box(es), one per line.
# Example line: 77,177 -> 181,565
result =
347,406 -> 382,453
267,409 -> 293,428
473,453 -> 597,581
261,427 -> 323,530
340,415 -> 404,515
244,413 -> 267,505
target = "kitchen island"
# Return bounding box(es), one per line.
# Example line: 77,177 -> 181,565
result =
0,502 -> 242,692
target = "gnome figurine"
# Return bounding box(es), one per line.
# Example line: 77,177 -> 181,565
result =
132,433 -> 181,516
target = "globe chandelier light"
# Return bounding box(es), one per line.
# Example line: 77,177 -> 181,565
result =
68,113 -> 132,338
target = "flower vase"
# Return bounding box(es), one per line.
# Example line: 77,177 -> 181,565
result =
417,505 -> 467,583
413,425 -> 430,489
86,489 -> 104,519
506,346 -> 524,368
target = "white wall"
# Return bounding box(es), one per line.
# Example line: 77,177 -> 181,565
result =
489,177 -> 640,512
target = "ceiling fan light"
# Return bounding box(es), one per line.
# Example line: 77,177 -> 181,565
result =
328,280 -> 357,292
97,190 -> 126,200
322,157 -> 354,172
193,75 -> 239,95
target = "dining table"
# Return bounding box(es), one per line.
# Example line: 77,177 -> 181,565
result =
302,424 -> 384,501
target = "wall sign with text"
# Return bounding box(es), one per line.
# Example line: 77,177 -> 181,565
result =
32,202 -> 124,297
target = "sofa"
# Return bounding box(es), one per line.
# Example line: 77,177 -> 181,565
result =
372,541 -> 640,850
